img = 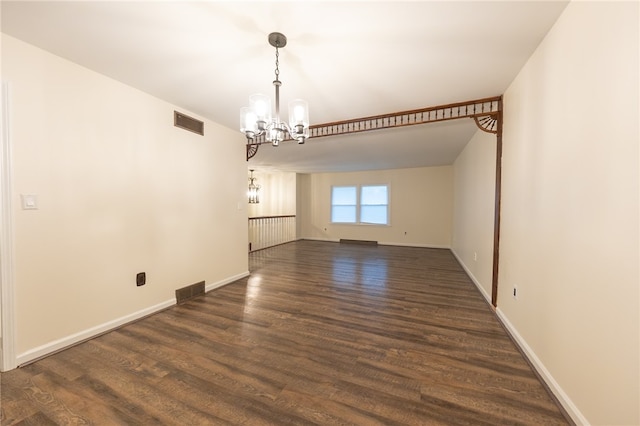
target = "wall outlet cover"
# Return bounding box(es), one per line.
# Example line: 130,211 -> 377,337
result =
136,272 -> 146,287
20,194 -> 38,210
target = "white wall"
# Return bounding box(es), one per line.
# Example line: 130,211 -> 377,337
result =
246,170 -> 296,217
298,167 -> 453,248
497,2 -> 639,424
452,129 -> 496,301
2,35 -> 249,365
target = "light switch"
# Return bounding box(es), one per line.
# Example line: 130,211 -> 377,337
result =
20,194 -> 38,210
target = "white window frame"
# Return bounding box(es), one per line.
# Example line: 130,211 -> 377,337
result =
330,184 -> 390,225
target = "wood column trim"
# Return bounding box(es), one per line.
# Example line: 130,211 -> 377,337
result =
491,96 -> 504,307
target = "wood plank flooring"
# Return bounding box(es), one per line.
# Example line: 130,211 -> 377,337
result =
1,241 -> 569,425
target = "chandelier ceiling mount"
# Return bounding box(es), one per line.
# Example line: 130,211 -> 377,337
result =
268,32 -> 287,49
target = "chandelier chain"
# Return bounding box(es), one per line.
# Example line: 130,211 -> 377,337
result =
274,47 -> 280,81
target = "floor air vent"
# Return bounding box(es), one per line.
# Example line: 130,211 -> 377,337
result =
175,281 -> 205,304
339,239 -> 378,246
174,111 -> 204,136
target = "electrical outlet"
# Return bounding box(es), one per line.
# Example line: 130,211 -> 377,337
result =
473,252 -> 477,261
20,194 -> 38,210
513,285 -> 518,300
136,272 -> 146,287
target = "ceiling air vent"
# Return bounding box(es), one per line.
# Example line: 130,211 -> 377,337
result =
174,111 -> 204,136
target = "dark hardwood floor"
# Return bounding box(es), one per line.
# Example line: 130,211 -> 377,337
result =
1,240 -> 569,425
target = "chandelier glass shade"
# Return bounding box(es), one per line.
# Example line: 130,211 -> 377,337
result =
240,32 -> 309,146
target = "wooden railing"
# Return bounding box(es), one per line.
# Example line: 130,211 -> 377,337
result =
246,96 -> 502,159
248,215 -> 296,252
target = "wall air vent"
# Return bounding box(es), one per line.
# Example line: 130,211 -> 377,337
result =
174,111 -> 204,136
175,281 -> 205,304
339,239 -> 378,246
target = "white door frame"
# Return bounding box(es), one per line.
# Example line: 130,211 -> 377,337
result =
1,81 -> 17,371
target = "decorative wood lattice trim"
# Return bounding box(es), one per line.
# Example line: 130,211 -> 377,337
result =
246,96 -> 502,160
246,144 -> 259,161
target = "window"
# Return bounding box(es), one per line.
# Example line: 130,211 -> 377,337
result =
331,184 -> 389,225
331,186 -> 357,223
360,185 -> 388,224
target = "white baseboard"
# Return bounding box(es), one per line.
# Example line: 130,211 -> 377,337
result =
16,298 -> 175,366
205,271 -> 249,292
300,237 -> 339,243
450,248 -> 491,304
451,249 -> 586,424
495,309 -> 588,425
16,271 -> 251,367
300,237 -> 450,250
379,241 -> 451,249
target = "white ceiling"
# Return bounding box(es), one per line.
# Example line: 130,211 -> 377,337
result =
1,1 -> 568,173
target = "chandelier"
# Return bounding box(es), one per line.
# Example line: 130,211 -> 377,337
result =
240,32 -> 309,146
247,169 -> 260,204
